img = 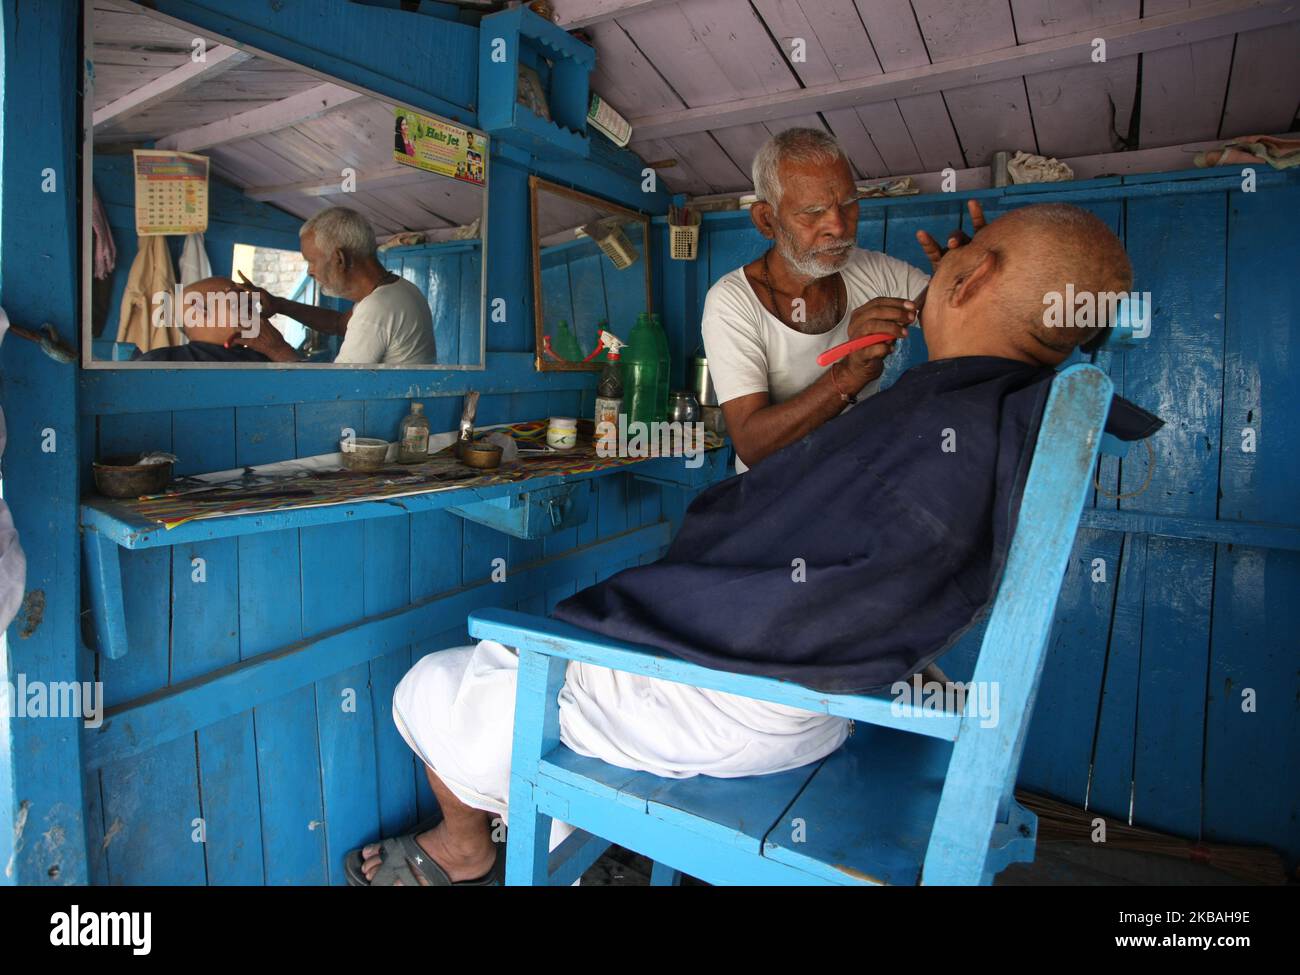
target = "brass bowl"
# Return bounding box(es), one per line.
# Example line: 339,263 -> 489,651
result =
460,442 -> 503,470
93,456 -> 173,499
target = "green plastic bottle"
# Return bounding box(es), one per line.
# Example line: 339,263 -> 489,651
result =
648,312 -> 670,422
553,320 -> 583,362
622,314 -> 660,428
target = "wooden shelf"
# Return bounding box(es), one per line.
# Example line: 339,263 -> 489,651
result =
79,443 -> 733,660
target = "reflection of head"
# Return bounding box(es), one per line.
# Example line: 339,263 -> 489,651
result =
752,128 -> 857,280
922,203 -> 1133,366
300,207 -> 378,298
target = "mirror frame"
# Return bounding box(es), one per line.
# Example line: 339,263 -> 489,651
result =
80,3 -> 490,370
529,175 -> 652,372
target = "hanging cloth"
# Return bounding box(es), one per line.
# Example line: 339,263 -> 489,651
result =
0,307 -> 29,632
179,232 -> 212,286
117,235 -> 183,352
91,188 -> 117,281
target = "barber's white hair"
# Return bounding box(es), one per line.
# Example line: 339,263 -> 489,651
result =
752,128 -> 850,212
300,206 -> 377,261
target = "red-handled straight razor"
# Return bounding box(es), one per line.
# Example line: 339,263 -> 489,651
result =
815,332 -> 895,368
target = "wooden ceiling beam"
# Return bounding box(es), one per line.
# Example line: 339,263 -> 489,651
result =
155,83 -> 367,152
628,0 -> 1300,141
92,45 -> 253,129
551,0 -> 677,29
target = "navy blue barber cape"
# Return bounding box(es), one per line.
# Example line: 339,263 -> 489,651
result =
553,356 -> 1162,694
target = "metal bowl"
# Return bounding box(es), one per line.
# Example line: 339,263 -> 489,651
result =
340,437 -> 391,472
460,442 -> 503,470
92,455 -> 174,499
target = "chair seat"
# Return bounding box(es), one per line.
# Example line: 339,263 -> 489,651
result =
763,723 -> 952,885
538,722 -> 955,885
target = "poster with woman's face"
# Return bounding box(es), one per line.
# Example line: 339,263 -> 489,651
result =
392,108 -> 485,186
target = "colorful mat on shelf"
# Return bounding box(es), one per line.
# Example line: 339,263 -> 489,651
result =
104,419 -> 724,530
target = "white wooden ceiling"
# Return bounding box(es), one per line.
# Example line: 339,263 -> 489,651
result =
561,0 -> 1300,195
90,0 -> 484,238
92,0 -> 1300,208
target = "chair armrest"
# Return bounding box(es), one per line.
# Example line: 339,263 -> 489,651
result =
468,607 -> 961,739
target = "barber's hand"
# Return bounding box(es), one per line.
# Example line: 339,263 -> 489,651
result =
232,318 -> 299,362
843,297 -> 915,379
235,271 -> 283,320
915,199 -> 986,271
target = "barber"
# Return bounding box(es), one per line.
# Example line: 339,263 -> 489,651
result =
702,128 -> 984,472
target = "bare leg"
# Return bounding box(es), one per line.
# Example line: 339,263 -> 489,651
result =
360,764 -> 497,883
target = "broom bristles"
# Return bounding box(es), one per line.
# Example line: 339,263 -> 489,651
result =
1014,790 -> 1288,885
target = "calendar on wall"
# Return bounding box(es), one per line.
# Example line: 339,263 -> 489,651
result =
133,149 -> 209,235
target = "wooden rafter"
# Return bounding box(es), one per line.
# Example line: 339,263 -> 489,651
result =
156,83 -> 366,152
628,0 -> 1300,141
92,44 -> 253,129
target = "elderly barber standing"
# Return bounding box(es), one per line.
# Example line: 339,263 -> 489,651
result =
703,128 -> 983,472
237,206 -> 436,365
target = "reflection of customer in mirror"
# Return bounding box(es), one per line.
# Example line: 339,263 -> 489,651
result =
233,207 -> 436,365
395,115 -> 415,157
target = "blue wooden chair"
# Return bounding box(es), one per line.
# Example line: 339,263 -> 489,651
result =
468,363 -> 1114,885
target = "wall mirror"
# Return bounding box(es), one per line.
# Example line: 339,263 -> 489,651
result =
83,0 -> 487,369
530,176 -> 651,372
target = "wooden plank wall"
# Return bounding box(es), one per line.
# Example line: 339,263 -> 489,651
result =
378,241 -> 483,365
668,173 -> 1300,870
80,382 -> 706,884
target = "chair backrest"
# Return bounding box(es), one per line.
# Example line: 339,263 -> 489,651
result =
921,363 -> 1113,884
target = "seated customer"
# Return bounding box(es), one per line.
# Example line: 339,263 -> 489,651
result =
132,275 -> 277,362
349,202 -> 1161,886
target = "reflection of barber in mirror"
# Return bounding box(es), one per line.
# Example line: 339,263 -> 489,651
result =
702,127 -> 984,473
233,206 -> 437,365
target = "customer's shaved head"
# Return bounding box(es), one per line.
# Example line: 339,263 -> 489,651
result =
922,202 -> 1133,366
983,204 -> 1132,352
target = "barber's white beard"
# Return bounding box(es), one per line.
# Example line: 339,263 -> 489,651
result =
317,266 -> 347,299
774,225 -> 852,331
774,225 -> 853,280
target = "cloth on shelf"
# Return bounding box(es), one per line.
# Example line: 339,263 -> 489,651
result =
0,308 -> 28,632
117,234 -> 183,353
856,175 -> 919,198
179,233 -> 212,285
1007,150 -> 1074,184
1194,134 -> 1300,170
91,188 -> 117,281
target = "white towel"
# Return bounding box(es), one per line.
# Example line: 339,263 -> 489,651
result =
179,233 -> 212,286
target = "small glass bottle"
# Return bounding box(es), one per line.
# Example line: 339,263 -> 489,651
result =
396,402 -> 430,463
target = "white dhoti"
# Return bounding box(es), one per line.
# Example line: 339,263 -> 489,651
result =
391,639 -> 849,846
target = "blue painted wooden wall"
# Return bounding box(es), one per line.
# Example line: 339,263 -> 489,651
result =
2,0 -> 677,886
658,169 -> 1300,870
378,240 -> 482,365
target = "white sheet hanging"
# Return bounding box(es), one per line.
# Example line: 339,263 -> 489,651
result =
179,233 -> 212,286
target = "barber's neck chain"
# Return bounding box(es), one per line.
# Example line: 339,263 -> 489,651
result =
762,249 -> 842,333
